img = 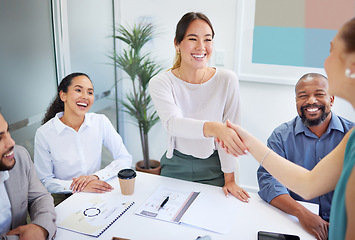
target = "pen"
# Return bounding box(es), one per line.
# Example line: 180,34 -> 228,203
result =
158,196 -> 169,210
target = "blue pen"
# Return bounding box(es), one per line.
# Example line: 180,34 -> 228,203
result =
158,196 -> 169,210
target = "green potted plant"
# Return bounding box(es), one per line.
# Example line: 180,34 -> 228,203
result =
112,22 -> 162,173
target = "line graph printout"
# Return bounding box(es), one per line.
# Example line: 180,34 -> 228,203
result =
135,186 -> 241,234
135,186 -> 199,223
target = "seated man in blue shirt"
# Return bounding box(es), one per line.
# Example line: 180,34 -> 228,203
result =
257,73 -> 354,240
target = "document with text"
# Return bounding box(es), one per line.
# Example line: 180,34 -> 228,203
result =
135,186 -> 240,234
135,186 -> 199,223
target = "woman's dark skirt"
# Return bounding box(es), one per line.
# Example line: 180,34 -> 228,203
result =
160,150 -> 224,187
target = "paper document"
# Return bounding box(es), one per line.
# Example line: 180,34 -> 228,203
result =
135,186 -> 239,234
135,186 -> 199,223
297,200 -> 319,215
56,194 -> 134,237
179,191 -> 240,234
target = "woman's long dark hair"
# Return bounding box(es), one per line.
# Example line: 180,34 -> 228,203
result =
42,72 -> 90,124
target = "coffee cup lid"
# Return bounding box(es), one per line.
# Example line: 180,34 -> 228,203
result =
117,169 -> 136,179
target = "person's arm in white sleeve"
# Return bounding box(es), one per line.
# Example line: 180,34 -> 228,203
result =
94,115 -> 132,181
34,130 -> 72,194
218,70 -> 241,172
216,71 -> 250,202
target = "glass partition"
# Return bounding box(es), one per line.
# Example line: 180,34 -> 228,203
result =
66,0 -> 118,167
0,0 -> 119,166
0,0 -> 57,157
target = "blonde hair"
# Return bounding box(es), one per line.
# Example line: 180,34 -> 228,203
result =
171,51 -> 182,70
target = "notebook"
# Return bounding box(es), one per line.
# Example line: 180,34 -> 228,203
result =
56,193 -> 134,237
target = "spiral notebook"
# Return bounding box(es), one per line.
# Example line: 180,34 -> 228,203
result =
56,193 -> 134,237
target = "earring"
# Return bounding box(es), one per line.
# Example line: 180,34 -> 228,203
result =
345,68 -> 355,79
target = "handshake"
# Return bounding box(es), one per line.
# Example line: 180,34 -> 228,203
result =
213,120 -> 251,158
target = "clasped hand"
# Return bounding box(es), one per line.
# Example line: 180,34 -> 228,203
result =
215,120 -> 249,157
70,175 -> 113,193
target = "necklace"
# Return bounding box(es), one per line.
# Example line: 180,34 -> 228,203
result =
177,68 -> 206,90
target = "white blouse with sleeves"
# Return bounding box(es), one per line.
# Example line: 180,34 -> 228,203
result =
149,68 -> 240,173
34,112 -> 132,193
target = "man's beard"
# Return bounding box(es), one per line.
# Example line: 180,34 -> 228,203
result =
300,104 -> 330,127
0,147 -> 16,171
0,159 -> 15,171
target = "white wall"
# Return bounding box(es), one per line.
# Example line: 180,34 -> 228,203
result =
118,0 -> 355,192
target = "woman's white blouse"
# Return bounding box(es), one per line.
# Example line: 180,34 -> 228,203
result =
34,112 -> 132,193
149,68 -> 240,173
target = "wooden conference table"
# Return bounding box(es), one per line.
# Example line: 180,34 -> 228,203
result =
54,172 -> 316,240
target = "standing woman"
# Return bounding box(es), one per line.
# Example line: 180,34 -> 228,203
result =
149,12 -> 249,202
34,73 -> 132,194
226,18 -> 355,239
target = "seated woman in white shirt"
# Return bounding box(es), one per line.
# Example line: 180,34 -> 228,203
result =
34,72 -> 132,194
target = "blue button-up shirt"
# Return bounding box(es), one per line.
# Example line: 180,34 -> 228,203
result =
257,112 -> 354,221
